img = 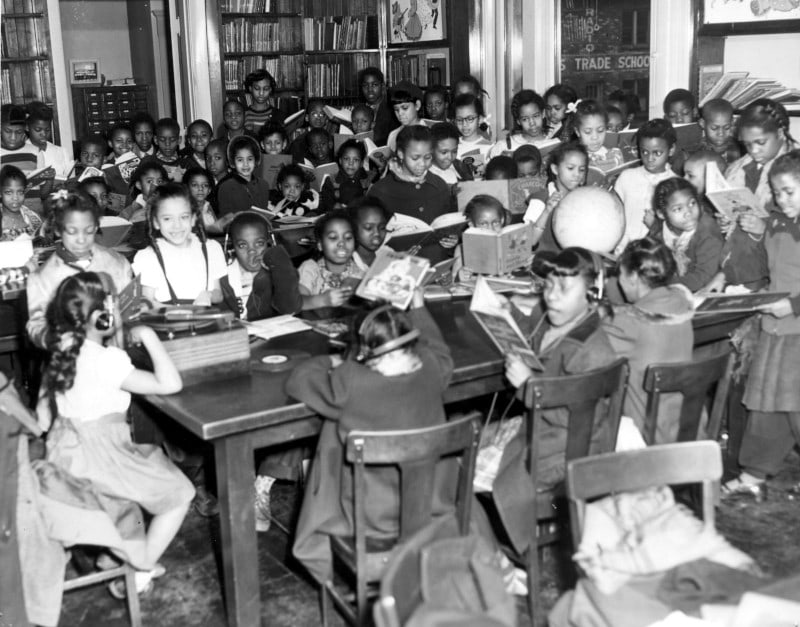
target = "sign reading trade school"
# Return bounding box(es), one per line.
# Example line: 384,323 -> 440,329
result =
566,53 -> 651,73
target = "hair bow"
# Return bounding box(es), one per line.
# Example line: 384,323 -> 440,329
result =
566,99 -> 582,114
50,188 -> 70,201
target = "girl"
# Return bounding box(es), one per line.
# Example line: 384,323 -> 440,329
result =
452,194 -> 508,281
489,89 -> 551,158
649,177 -> 723,293
204,138 -> 229,186
217,135 -> 271,216
133,182 -> 227,306
544,83 -> 578,142
120,162 -> 167,223
288,291 -> 454,584
424,84 -> 449,122
297,209 -> 363,310
453,93 -> 492,178
320,139 -> 374,211
268,164 -> 320,217
492,247 -> 616,554
243,69 -> 285,134
180,119 -> 213,170
1,165 -> 42,240
573,100 -> 624,171
725,150 -> 800,497
218,99 -> 249,141
41,271 -> 193,594
347,196 -> 393,270
524,141 -> 588,252
452,74 -> 492,140
603,237 -> 694,443
26,101 -> 72,179
26,189 -> 132,348
428,121 -> 473,185
704,99 -> 797,294
182,167 -> 232,235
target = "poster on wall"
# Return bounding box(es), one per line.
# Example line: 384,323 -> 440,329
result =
389,0 -> 446,44
703,0 -> 800,27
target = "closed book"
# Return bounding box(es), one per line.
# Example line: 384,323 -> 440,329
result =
356,248 -> 430,309
258,154 -> 292,189
462,222 -> 534,276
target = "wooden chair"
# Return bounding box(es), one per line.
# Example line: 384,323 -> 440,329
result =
373,515 -> 460,627
63,558 -> 142,627
566,441 -> 723,551
322,412 -> 482,626
643,349 -> 734,445
509,357 -> 629,623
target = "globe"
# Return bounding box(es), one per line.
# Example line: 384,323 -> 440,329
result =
552,187 -> 626,253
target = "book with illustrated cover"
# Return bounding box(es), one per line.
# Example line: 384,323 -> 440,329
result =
298,161 -> 340,192
462,222 -> 534,276
383,212 -> 468,253
259,154 -> 292,189
704,162 -> 760,221
693,292 -> 789,314
422,258 -> 456,287
470,276 -> 543,371
355,248 -> 430,309
362,137 -> 393,168
456,178 -> 548,216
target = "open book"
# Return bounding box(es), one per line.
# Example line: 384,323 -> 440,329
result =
323,104 -> 352,125
284,109 -> 306,139
462,222 -> 534,276
355,248 -> 430,309
298,161 -> 340,192
96,215 -> 133,248
704,162 -> 760,221
363,137 -> 393,168
674,122 -> 703,152
333,130 -> 373,153
384,212 -> 469,253
693,291 -> 789,314
470,276 -> 543,370
586,158 -> 642,189
457,178 -> 548,216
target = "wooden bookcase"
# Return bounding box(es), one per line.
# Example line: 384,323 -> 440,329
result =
1,0 -> 59,140
210,0 -> 457,117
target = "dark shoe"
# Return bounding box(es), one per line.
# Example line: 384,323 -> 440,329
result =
192,485 -> 219,517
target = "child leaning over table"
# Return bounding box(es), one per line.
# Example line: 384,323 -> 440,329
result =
288,290 -> 454,584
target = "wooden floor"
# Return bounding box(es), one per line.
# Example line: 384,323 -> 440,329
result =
59,450 -> 800,627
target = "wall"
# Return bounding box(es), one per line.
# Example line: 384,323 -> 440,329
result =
59,0 -> 133,84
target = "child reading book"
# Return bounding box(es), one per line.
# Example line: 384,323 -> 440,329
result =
120,162 -> 167,223
105,124 -> 135,166
26,101 -> 72,179
348,196 -> 393,270
289,99 -> 332,161
320,139 -> 374,211
489,89 -> 554,158
428,122 -> 473,185
1,166 -> 42,240
149,117 -> 184,181
573,99 -> 624,171
77,176 -> 112,214
387,81 -> 425,153
606,106 -> 626,134
453,93 -> 492,177
544,83 -> 578,142
452,194 -> 508,281
697,98 -> 741,165
268,164 -> 320,217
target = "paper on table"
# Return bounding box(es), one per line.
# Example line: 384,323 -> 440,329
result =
243,315 -> 311,340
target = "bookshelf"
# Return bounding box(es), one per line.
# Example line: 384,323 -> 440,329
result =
1,0 -> 59,138
211,0 -> 454,118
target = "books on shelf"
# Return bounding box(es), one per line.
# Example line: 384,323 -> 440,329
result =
699,71 -> 800,111
223,55 -> 303,91
303,15 -> 378,51
462,223 -> 535,276
355,248 -> 430,309
305,52 -> 380,98
704,161 -> 761,221
222,17 -> 302,53
220,0 -> 302,13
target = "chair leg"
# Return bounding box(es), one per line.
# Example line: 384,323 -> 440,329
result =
526,548 -> 540,626
124,567 -> 142,627
320,581 -> 331,627
356,572 -> 369,626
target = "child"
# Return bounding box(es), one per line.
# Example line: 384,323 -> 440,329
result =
453,93 -> 492,176
348,196 -> 393,269
428,122 -> 473,185
320,139 -> 373,211
120,162 -> 167,223
493,247 -> 616,554
1,104 -> 38,173
77,135 -> 107,171
387,81 -> 425,153
290,291 -> 454,584
614,118 -> 679,246
698,98 -> 742,165
603,237 -> 694,443
452,74 -> 491,139
724,150 -> 800,497
106,124 -> 135,165
1,166 -> 42,240
219,99 -> 248,141
683,149 -> 727,201
358,66 -> 398,146
572,99 -> 624,171
606,105 -> 626,134
181,119 -> 213,170
217,135 -> 271,216
703,99 -> 796,294
349,103 -> 375,135
150,117 -> 184,180
268,163 -> 320,216
42,270 -> 192,594
484,155 -> 518,180
663,88 -> 697,126
424,84 -> 449,122
26,101 -> 72,178
102,125 -> 138,202
77,176 -> 112,214
243,69 -> 285,134
452,194 -> 508,281
220,211 -> 301,320
649,177 -> 723,292
525,141 -> 588,251
289,98 -> 331,161
544,83 -> 578,142
133,182 -> 227,306
607,89 -> 643,130
204,138 -> 229,185
258,121 -> 288,156
514,144 -> 543,179
297,209 -> 363,310
488,89 -> 550,158
183,167 -> 231,235
131,112 -> 156,158
26,189 -> 132,348
303,127 -> 335,167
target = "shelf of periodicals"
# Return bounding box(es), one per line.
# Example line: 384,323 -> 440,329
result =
0,2 -> 56,108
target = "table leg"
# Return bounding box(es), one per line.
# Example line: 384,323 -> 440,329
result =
215,434 -> 260,627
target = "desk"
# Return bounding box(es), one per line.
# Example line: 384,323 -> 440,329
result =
145,302 -> 748,627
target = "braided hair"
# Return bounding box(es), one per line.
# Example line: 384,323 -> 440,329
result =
738,98 -> 795,145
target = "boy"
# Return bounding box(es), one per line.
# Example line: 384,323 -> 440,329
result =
698,98 -> 741,165
149,117 -> 184,181
289,98 -> 331,162
614,119 -> 679,245
258,122 -> 288,156
513,144 -> 543,179
130,112 -> 156,158
205,138 -> 229,185
1,104 -> 38,173
663,88 -> 697,126
218,99 -> 253,141
683,149 -> 727,198
484,155 -> 518,180
106,124 -> 135,164
428,122 -> 472,185
358,66 -> 398,146
304,128 -> 334,167
26,101 -> 71,179
424,84 -> 449,122
77,135 -> 107,172
102,124 -> 139,203
387,81 -> 425,153
349,104 -> 375,135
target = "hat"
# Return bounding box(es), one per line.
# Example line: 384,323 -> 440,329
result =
1,104 -> 27,125
390,81 -> 423,103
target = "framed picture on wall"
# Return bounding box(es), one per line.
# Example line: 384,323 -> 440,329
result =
700,0 -> 800,35
389,0 -> 446,45
70,59 -> 101,85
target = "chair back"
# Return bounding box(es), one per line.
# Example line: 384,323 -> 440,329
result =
643,349 -> 733,445
345,412 -> 481,550
523,357 -> 629,472
566,441 -> 723,548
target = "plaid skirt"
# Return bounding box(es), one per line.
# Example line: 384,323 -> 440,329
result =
743,331 -> 800,413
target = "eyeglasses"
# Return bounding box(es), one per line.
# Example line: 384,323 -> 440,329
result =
308,110 -> 327,118
455,115 -> 478,125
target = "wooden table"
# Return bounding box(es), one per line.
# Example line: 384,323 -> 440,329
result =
145,301 -> 748,627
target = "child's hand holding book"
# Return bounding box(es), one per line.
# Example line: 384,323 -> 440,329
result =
505,352 -> 533,389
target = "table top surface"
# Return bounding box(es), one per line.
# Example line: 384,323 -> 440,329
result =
146,300 -> 749,442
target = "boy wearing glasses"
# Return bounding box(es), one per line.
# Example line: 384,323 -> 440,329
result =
358,67 -> 399,146
289,98 -> 334,163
